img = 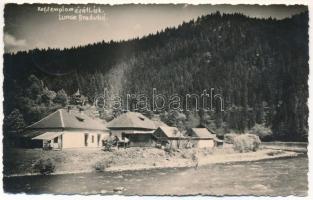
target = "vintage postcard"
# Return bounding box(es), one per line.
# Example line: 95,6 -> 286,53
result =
1,0 -> 310,197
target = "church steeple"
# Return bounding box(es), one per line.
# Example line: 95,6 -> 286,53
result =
74,89 -> 81,97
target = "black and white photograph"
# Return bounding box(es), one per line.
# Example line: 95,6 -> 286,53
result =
1,1 -> 310,197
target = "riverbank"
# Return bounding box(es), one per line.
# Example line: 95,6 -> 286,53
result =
3,146 -> 301,177
262,142 -> 308,153
106,148 -> 299,172
4,156 -> 308,195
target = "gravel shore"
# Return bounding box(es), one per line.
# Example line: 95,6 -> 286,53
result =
4,147 -> 300,177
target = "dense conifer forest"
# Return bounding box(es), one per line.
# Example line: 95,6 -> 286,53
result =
3,11 -> 309,141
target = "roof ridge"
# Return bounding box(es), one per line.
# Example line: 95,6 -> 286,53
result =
59,109 -> 65,128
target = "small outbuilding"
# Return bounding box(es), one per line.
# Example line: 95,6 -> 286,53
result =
188,128 -> 218,148
153,126 -> 185,148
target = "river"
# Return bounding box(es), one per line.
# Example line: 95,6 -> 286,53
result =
4,155 -> 308,196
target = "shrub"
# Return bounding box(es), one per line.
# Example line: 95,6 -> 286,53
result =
181,153 -> 188,159
232,134 -> 261,153
224,133 -> 238,144
33,158 -> 56,175
164,145 -> 177,157
249,124 -> 273,139
191,152 -> 198,163
94,160 -> 112,172
103,138 -> 116,151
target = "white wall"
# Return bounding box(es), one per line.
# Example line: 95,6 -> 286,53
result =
197,140 -> 215,148
62,131 -> 109,149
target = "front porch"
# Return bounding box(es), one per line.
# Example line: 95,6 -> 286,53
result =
32,132 -> 63,150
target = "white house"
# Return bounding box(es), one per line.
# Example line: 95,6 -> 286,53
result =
23,108 -> 109,149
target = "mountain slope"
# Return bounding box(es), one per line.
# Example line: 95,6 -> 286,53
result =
3,12 -> 309,141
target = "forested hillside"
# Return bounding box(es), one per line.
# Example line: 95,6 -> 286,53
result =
3,12 -> 309,141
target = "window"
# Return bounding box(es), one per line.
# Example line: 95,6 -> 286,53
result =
91,136 -> 94,143
97,134 -> 101,146
84,133 -> 88,146
54,137 -> 58,143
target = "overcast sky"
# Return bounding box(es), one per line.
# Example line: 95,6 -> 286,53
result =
4,4 -> 307,53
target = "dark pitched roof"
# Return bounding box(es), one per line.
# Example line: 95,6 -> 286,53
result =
27,109 -> 107,131
106,112 -> 157,130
